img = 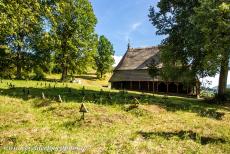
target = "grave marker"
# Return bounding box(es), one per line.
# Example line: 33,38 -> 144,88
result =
58,95 -> 63,103
42,92 -> 46,99
79,103 -> 88,120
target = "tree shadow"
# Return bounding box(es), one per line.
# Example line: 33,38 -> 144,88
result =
75,75 -> 97,80
0,86 -> 227,120
157,98 -> 226,120
137,130 -> 227,145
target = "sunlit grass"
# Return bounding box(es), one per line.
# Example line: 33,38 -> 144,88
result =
0,79 -> 230,154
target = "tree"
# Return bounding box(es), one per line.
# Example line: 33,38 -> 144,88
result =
0,0 -> 42,79
95,35 -> 115,78
149,0 -> 227,98
49,0 -> 97,81
31,32 -> 54,80
0,45 -> 14,78
192,0 -> 230,97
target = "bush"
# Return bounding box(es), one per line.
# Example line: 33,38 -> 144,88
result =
33,67 -> 45,81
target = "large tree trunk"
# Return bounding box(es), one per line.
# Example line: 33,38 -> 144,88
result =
16,64 -> 22,79
16,47 -> 22,79
218,54 -> 229,96
196,78 -> 201,99
61,66 -> 68,81
100,72 -> 103,78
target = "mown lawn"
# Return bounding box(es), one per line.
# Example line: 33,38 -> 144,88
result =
0,80 -> 230,154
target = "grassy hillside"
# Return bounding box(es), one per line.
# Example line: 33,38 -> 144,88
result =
0,79 -> 230,154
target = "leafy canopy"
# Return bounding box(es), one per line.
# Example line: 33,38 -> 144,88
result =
95,35 -> 115,78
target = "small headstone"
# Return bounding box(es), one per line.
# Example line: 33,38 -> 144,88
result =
58,95 -> 63,103
42,92 -> 46,99
99,97 -> 103,104
79,103 -> 88,120
82,96 -> 85,102
134,98 -> 140,106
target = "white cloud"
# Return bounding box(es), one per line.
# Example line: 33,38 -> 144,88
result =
131,22 -> 142,31
118,22 -> 142,42
113,55 -> 122,67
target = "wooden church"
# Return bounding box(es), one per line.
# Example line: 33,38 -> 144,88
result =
109,46 -> 198,95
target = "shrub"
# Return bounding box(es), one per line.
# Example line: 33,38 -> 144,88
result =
33,67 -> 45,81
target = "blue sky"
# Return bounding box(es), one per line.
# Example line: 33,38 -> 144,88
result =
89,0 -> 230,87
90,0 -> 165,57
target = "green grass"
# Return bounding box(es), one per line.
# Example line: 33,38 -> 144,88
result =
0,79 -> 230,153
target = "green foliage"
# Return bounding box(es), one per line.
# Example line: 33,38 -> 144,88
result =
95,35 -> 115,79
149,1 -> 209,82
149,0 -> 230,96
192,0 -> 230,95
148,59 -> 160,79
33,67 -> 45,81
148,58 -> 195,85
0,0 -> 42,79
0,47 -> 14,78
48,0 -> 97,81
0,0 -> 98,81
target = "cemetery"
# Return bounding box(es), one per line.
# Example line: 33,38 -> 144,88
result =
0,78 -> 230,153
0,0 -> 229,153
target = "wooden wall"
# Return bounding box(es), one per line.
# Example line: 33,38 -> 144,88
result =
111,81 -> 195,95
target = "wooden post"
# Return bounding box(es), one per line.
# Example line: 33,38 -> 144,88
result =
147,81 -> 150,91
167,82 -> 169,93
157,82 -> 159,92
153,82 -> 155,93
176,83 -> 179,93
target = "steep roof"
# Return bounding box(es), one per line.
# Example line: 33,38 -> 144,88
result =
115,46 -> 161,71
109,70 -> 159,82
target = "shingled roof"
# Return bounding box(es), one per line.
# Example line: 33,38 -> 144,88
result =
109,46 -> 161,82
115,46 -> 161,70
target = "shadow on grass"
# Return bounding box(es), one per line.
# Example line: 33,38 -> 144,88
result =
137,130 -> 227,145
0,87 -> 226,120
75,75 -> 97,80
